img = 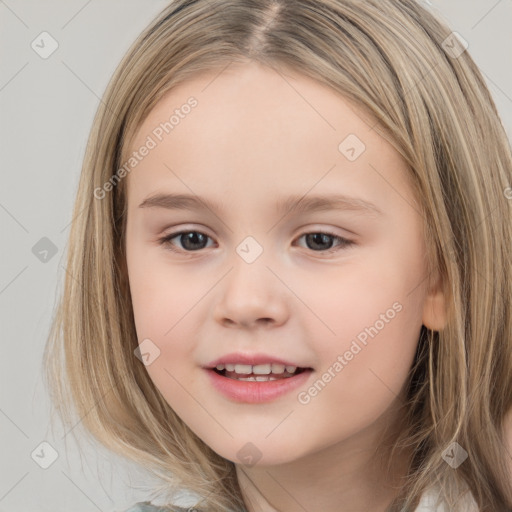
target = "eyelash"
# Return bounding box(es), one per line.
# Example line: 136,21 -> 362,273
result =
157,229 -> 355,255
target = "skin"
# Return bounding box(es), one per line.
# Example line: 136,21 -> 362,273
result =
124,61 -> 447,512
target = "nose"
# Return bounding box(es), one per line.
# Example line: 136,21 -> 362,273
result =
213,256 -> 289,329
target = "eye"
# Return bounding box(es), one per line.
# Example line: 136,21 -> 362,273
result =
157,229 -> 354,254
294,231 -> 354,254
158,230 -> 214,253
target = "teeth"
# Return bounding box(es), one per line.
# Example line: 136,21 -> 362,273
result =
215,363 -> 300,374
271,363 -> 285,373
237,376 -> 280,381
253,364 -> 271,375
234,364 -> 252,374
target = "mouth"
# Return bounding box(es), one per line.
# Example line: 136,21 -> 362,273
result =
212,363 -> 311,381
203,353 -> 314,402
205,363 -> 314,403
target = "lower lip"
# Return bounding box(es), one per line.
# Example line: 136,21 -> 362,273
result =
205,368 -> 313,403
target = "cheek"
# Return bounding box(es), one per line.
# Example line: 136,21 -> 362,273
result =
299,244 -> 425,399
293,276 -> 423,449
127,243 -> 204,339
126,247 -> 203,389
127,264 -> 200,418
303,254 -> 424,349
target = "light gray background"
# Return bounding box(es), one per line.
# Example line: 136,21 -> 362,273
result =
1,1 -> 511,511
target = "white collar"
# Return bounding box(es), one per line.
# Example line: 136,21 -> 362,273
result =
414,485 -> 478,511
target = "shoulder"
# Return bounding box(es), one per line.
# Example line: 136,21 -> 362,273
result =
414,486 -> 478,512
413,489 -> 448,512
121,502 -> 193,512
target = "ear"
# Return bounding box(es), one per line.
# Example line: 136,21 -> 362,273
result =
421,272 -> 448,331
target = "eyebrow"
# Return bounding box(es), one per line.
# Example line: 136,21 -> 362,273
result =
138,192 -> 383,217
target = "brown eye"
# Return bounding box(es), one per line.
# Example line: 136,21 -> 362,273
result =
159,231 -> 214,252
158,229 -> 354,255
295,232 -> 354,253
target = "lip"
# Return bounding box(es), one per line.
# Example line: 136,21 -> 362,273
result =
205,367 -> 313,403
204,352 -> 310,369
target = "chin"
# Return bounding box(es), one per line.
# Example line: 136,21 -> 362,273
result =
208,439 -> 306,468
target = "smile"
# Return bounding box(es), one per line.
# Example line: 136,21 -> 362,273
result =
214,363 -> 307,381
206,366 -> 313,403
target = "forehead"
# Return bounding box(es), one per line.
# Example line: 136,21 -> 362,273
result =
127,61 -> 376,152
124,61 -> 411,211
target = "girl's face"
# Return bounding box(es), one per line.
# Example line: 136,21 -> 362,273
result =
125,61 -> 446,467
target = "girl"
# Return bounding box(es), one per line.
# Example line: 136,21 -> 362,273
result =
44,0 -> 512,511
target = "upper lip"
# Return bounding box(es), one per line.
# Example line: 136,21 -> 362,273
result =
204,352 -> 311,369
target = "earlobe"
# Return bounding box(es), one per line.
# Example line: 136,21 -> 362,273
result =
421,278 -> 448,331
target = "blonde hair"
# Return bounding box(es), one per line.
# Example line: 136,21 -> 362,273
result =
44,0 -> 512,510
